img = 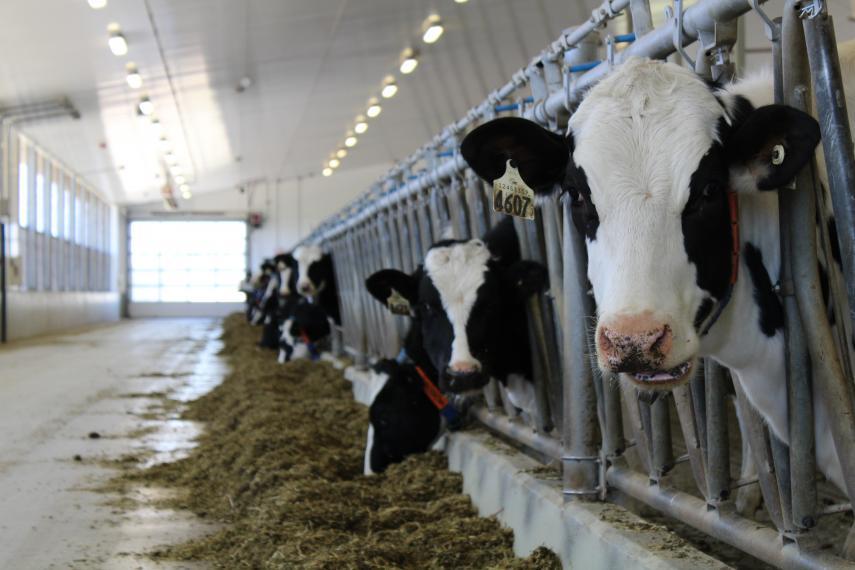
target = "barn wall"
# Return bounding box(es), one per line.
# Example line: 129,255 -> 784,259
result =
126,162 -> 392,272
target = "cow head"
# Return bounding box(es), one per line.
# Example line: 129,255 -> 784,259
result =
293,245 -> 330,297
366,220 -> 547,393
278,301 -> 331,361
274,252 -> 298,296
461,58 -> 820,390
364,360 -> 442,474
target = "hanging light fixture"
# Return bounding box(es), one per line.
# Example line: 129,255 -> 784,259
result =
366,98 -> 382,118
336,149 -> 347,159
329,158 -> 341,168
381,76 -> 398,99
88,0 -> 107,9
107,24 -> 128,56
354,115 -> 368,134
125,63 -> 142,89
322,167 -> 333,177
422,15 -> 444,44
399,48 -> 419,74
138,96 -> 154,116
344,134 -> 358,148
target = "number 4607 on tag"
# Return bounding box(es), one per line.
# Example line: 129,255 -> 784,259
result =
492,159 -> 535,221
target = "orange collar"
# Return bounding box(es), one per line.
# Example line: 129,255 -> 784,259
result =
414,365 -> 448,410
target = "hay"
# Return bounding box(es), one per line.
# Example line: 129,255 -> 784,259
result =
119,314 -> 560,569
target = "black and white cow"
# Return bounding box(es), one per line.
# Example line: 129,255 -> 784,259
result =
361,289 -> 466,474
365,218 -> 548,421
293,245 -> 341,325
249,259 -> 276,326
461,45 -> 855,496
277,299 -> 332,363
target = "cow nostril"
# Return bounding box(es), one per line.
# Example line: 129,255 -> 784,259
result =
649,325 -> 671,353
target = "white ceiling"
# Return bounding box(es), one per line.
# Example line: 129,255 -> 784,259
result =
0,0 -> 600,205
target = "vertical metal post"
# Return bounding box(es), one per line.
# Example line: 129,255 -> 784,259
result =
560,194 -> 599,499
803,12 -> 855,337
704,360 -> 731,505
779,8 -> 817,531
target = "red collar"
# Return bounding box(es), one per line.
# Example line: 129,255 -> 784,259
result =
413,365 -> 448,410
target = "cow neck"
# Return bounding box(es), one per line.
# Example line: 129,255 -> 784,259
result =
700,191 -> 740,336
299,329 -> 320,361
396,348 -> 458,419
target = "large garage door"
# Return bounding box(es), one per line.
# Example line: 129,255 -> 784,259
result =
128,220 -> 247,317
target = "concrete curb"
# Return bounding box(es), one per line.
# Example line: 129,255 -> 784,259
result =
344,365 -> 731,570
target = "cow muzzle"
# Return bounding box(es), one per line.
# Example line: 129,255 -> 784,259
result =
597,313 -> 693,388
441,366 -> 488,393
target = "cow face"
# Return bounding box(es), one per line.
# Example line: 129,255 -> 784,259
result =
293,245 -> 327,297
274,253 -> 298,296
461,58 -> 819,391
278,301 -> 331,362
366,227 -> 547,393
364,360 -> 442,474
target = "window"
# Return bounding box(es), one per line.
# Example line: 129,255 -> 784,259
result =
18,161 -> 28,228
50,178 -> 60,238
35,170 -> 45,233
129,221 -> 247,303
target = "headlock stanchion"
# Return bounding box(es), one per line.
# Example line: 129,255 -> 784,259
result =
296,0 -> 855,566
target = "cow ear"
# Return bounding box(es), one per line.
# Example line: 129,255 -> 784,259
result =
506,260 -> 549,298
365,269 -> 418,314
460,117 -> 569,195
726,105 -> 820,192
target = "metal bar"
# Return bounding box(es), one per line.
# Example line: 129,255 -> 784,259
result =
781,7 -> 818,530
704,360 -> 731,504
732,381 -> 785,530
560,194 -> 599,498
607,464 -> 852,569
650,395 -> 674,481
672,383 -> 708,498
471,404 -> 562,460
803,12 -> 855,337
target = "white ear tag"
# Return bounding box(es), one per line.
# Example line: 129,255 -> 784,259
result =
492,159 -> 535,221
386,288 -> 411,315
772,144 -> 785,166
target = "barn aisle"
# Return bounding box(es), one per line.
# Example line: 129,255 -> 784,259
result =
0,319 -> 225,569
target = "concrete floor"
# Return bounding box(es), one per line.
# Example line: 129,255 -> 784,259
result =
0,318 -> 226,570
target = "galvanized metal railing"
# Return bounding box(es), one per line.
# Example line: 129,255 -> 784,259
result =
298,0 -> 855,567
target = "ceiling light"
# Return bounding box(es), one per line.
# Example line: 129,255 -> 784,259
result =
174,175 -> 185,185
108,25 -> 128,56
354,115 -> 368,134
322,167 -> 333,177
400,49 -> 419,74
125,63 -> 142,89
328,158 -> 340,168
344,135 -> 358,148
336,149 -> 347,159
422,15 -> 444,44
88,0 -> 107,9
138,96 -> 154,116
158,137 -> 171,151
181,190 -> 192,200
381,76 -> 398,99
366,98 -> 382,118
455,0 -> 468,3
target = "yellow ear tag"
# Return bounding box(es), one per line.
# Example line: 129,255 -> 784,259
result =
492,159 -> 535,220
386,288 -> 411,316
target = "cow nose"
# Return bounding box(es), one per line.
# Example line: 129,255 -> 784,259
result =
597,314 -> 672,372
449,360 -> 480,374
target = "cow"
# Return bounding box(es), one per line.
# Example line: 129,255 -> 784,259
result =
460,46 -> 855,498
277,299 -> 332,363
249,259 -> 276,326
293,245 -> 341,325
364,217 -> 548,423
361,290 -> 466,474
